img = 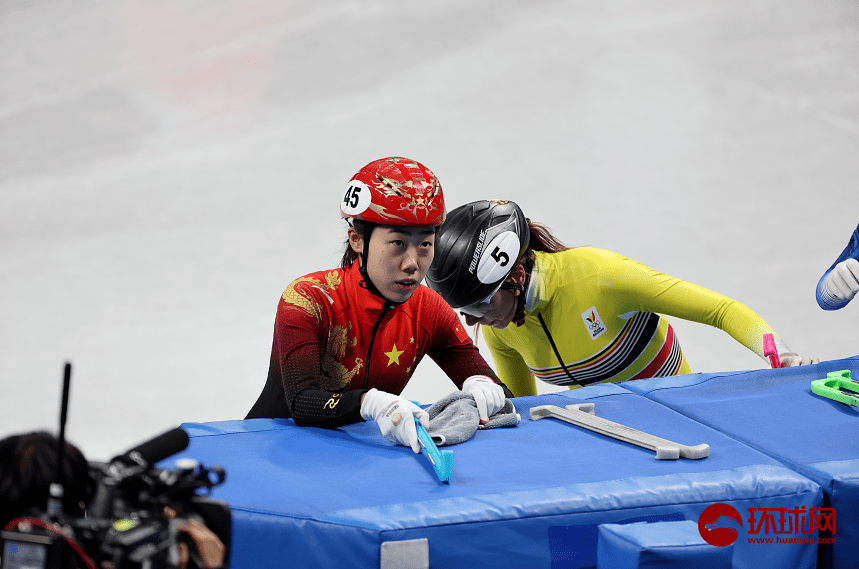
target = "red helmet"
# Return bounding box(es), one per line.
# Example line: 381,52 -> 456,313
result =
340,157 -> 446,227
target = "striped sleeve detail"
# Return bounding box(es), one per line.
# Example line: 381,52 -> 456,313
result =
529,312 -> 661,386
629,320 -> 684,380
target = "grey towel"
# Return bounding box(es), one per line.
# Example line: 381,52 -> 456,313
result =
426,391 -> 519,446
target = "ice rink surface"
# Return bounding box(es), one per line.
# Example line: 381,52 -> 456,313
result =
2,0 -> 858,459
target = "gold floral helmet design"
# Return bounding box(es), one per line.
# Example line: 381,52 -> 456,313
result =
340,157 -> 446,227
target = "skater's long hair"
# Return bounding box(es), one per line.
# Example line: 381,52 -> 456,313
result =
518,218 -> 571,272
340,220 -> 366,269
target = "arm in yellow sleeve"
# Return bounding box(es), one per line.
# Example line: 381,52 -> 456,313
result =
607,259 -> 776,359
662,281 -> 776,359
482,326 -> 538,397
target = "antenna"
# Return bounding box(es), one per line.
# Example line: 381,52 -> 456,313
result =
47,361 -> 72,520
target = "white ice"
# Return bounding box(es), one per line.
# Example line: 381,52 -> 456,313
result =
2,0 -> 858,460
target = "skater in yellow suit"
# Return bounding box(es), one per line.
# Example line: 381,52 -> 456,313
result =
426,200 -> 818,396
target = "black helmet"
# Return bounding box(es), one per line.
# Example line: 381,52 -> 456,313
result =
426,200 -> 530,310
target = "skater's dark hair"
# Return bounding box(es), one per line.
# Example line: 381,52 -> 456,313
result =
0,431 -> 95,525
516,219 -> 571,273
526,219 -> 570,255
340,220 -> 366,269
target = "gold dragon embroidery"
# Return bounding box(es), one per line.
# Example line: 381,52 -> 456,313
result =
281,271 -> 342,316
281,270 -> 362,390
320,323 -> 363,390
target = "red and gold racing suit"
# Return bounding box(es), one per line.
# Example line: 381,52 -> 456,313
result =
246,259 -> 508,427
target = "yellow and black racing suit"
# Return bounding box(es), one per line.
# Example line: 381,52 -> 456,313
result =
483,248 -> 778,396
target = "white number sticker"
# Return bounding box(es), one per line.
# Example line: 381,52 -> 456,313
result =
341,180 -> 371,216
476,231 -> 520,284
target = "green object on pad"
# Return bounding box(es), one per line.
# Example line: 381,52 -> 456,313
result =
811,370 -> 859,407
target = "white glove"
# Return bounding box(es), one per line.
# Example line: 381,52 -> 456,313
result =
360,389 -> 429,453
462,375 -> 505,423
774,339 -> 819,367
821,259 -> 859,303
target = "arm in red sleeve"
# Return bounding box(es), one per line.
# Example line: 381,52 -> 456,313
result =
246,301 -> 365,428
425,297 -> 513,398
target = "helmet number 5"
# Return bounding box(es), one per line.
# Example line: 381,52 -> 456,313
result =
475,230 -> 520,284
491,247 -> 509,267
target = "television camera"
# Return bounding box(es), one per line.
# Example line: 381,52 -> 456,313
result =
1,364 -> 230,569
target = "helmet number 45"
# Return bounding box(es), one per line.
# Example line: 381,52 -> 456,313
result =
344,185 -> 361,208
341,180 -> 371,216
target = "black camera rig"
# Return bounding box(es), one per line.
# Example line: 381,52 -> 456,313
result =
1,364 -> 231,569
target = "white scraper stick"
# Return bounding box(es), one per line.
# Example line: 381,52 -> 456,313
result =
530,403 -> 709,460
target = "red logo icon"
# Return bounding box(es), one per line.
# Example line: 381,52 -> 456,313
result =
699,503 -> 743,547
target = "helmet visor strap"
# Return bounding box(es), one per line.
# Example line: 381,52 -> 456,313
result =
459,297 -> 493,318
458,280 -> 522,317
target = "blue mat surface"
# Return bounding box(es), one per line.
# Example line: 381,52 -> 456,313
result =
597,520 -> 732,569
166,384 -> 823,569
622,356 -> 859,569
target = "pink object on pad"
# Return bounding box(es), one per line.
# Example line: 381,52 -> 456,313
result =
763,333 -> 780,369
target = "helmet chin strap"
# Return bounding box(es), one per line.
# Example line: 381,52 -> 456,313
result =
500,277 -> 529,327
499,281 -> 523,293
357,224 -> 402,306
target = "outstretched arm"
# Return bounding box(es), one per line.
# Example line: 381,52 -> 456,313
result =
426,298 -> 514,404
607,256 -> 817,367
817,259 -> 859,310
817,223 -> 859,310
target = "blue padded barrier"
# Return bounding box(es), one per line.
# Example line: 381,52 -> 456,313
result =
597,520 -> 732,569
621,355 -> 859,569
165,385 -> 822,569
